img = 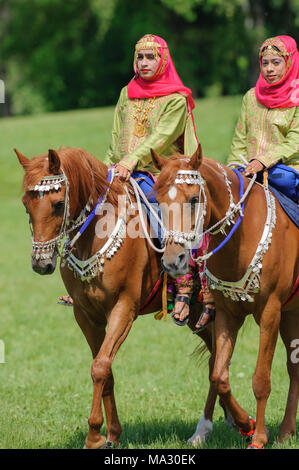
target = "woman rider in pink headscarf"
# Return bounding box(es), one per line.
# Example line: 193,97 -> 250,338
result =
103,34 -> 216,327
228,35 -> 299,200
60,34 -> 215,326
105,34 -> 198,179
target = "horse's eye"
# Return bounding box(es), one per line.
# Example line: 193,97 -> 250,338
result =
189,196 -> 199,206
53,200 -> 65,215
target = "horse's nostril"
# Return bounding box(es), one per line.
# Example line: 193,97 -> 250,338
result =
178,252 -> 187,264
45,263 -> 54,274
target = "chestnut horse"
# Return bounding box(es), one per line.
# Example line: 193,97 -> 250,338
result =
152,145 -> 299,449
16,146 -> 240,448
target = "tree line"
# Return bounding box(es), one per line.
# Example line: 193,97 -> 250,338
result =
0,0 -> 298,116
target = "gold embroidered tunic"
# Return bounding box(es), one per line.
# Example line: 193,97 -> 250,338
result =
227,88 -> 299,172
104,86 -> 198,175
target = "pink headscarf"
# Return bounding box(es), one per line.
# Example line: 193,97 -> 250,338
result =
255,35 -> 299,109
127,34 -> 195,112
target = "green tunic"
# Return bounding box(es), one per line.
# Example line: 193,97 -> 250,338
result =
104,86 -> 198,175
227,88 -> 299,172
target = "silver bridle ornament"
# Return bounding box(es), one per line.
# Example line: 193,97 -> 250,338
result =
28,171 -> 70,261
167,164 -> 277,303
162,169 -> 207,247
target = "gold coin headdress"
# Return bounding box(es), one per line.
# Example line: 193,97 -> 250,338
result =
259,37 -> 290,59
133,35 -> 168,77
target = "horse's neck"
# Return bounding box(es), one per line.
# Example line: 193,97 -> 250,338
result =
202,163 -> 236,225
68,175 -> 126,258
204,166 -> 268,276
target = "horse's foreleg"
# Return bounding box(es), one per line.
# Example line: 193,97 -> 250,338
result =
73,307 -> 116,449
102,372 -> 122,445
251,298 -> 281,448
211,309 -> 252,434
85,297 -> 136,449
187,324 -> 237,446
278,308 -> 299,442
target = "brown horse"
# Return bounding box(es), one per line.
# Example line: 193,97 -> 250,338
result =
16,146 -> 241,449
152,145 -> 299,449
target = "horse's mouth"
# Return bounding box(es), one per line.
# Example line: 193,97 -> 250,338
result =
161,253 -> 189,278
32,252 -> 57,275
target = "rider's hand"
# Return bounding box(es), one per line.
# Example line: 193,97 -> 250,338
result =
115,164 -> 131,182
244,159 -> 265,176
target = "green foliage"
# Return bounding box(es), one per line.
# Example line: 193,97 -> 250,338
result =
0,0 -> 298,116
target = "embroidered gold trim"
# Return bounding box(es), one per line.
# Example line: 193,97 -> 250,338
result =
132,98 -> 156,138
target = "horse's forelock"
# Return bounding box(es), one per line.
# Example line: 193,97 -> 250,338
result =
154,154 -> 195,197
22,154 -> 50,191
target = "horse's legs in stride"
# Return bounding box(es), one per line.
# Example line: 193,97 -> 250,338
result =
278,308 -> 299,442
211,309 -> 252,432
251,297 -> 281,448
74,307 -> 122,448
187,326 -> 217,445
85,297 -> 135,449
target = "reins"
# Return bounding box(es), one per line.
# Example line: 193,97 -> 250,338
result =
190,167 -> 256,262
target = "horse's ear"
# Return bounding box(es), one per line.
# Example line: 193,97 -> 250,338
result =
150,149 -> 167,170
48,149 -> 61,174
189,144 -> 203,170
14,148 -> 30,170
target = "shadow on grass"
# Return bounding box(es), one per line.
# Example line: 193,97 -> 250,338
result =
62,418 -> 299,450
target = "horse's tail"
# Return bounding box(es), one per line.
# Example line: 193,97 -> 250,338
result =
190,340 -> 210,367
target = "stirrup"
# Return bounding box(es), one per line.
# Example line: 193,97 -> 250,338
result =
171,295 -> 190,326
193,304 -> 216,333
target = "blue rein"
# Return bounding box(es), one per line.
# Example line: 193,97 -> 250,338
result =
210,168 -> 244,255
68,169 -> 113,248
192,168 -> 244,257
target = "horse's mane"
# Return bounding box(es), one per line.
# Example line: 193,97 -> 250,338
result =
22,147 -> 122,208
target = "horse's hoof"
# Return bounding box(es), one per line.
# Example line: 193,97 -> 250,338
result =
246,444 -> 264,449
187,414 -> 213,446
84,435 -> 107,449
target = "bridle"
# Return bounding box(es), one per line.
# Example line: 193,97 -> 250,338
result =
163,163 -> 277,302
28,171 -> 70,261
163,164 -> 256,260
161,170 -> 207,247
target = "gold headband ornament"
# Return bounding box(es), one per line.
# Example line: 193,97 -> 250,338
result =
259,38 -> 290,58
133,36 -> 168,78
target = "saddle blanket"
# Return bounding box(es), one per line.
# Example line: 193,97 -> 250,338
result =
269,185 -> 299,228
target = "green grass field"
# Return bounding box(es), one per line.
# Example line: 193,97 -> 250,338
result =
0,96 -> 298,449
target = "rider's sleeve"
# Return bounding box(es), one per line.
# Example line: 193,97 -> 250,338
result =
227,93 -> 248,166
256,106 -> 299,170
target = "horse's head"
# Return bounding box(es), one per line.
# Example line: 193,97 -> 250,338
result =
152,144 -> 209,278
16,148 -> 69,275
